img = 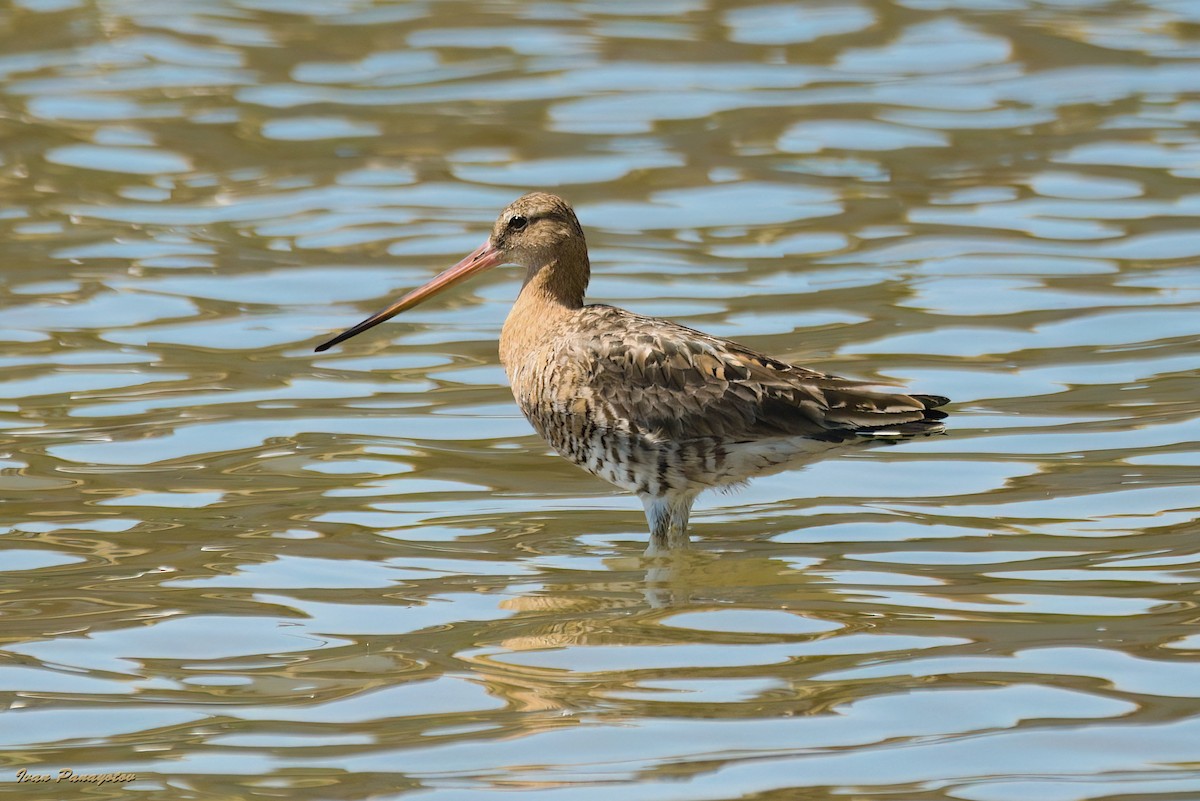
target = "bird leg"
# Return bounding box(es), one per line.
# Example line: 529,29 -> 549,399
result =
641,494 -> 696,553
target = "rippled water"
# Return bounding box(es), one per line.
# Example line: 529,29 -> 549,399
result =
2,0 -> 1199,799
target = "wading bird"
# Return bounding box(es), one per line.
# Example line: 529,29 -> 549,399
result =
317,193 -> 948,550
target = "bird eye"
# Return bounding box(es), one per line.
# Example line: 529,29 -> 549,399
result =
508,215 -> 528,231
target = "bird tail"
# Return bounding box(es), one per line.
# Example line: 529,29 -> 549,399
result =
855,393 -> 949,439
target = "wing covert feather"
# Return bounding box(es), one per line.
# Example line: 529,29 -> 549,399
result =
563,306 -> 940,443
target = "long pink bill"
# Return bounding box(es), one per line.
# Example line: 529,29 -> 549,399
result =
315,241 -> 504,352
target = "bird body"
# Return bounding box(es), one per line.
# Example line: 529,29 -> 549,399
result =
318,192 -> 948,550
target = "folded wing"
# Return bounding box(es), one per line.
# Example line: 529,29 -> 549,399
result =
568,305 -> 947,444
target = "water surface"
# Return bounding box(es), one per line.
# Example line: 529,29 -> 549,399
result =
2,1 -> 1199,799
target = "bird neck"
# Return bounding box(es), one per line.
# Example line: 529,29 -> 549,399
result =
518,247 -> 589,310
499,250 -> 588,373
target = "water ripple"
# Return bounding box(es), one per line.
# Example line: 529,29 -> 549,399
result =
2,0 -> 1199,798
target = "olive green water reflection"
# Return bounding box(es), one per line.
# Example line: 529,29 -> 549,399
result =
2,0 -> 1199,799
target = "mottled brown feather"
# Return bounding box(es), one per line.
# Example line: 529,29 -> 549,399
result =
558,305 -> 945,445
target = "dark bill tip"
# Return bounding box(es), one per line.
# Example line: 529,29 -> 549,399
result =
313,241 -> 502,353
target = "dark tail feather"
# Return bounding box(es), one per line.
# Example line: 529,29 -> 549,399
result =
857,393 -> 951,440
912,394 -> 950,409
